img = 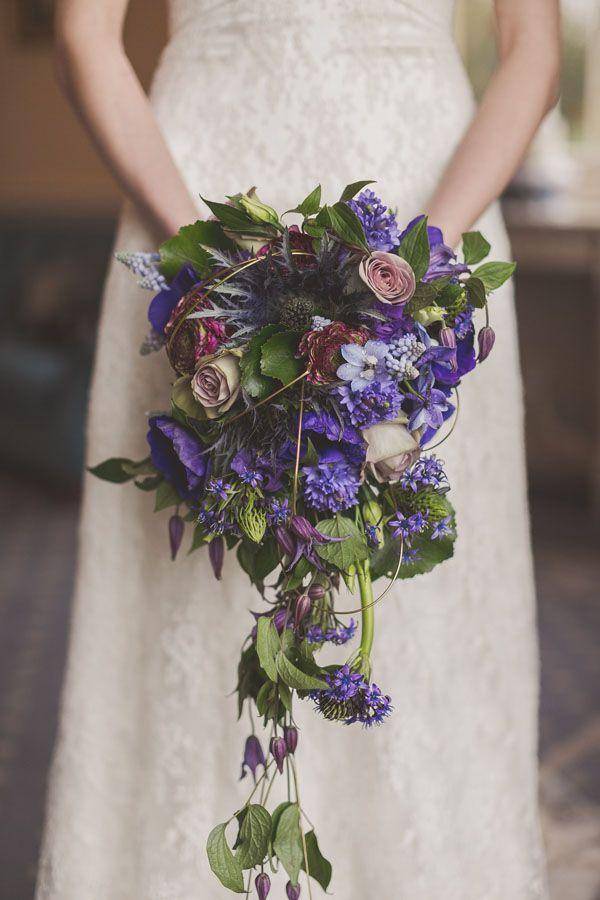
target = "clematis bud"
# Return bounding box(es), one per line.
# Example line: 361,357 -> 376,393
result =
208,535 -> 224,580
240,735 -> 266,782
294,594 -> 311,628
270,736 -> 287,774
477,325 -> 495,362
168,514 -> 185,561
275,526 -> 295,558
273,608 -> 290,634
439,326 -> 457,372
307,583 -> 325,600
283,725 -> 298,755
255,872 -> 271,899
290,515 -> 318,542
286,881 -> 301,900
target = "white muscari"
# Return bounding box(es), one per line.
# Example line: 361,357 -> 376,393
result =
385,333 -> 426,380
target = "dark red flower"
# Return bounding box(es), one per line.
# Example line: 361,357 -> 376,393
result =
165,285 -> 228,375
298,321 -> 369,384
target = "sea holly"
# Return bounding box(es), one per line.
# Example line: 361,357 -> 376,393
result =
90,180 -> 514,896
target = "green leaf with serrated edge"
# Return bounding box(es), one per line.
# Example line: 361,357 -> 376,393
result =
273,803 -> 304,886
235,804 -> 272,869
240,325 -> 280,400
206,823 -> 245,893
256,617 -> 279,682
461,231 -> 491,266
315,515 -> 369,572
260,332 -> 303,385
301,831 -> 333,891
288,185 -> 322,217
339,179 -> 376,202
397,215 -> 430,282
472,260 -> 516,291
88,457 -> 136,484
154,480 -> 180,512
159,220 -> 234,280
327,202 -> 369,250
464,276 -> 486,309
276,651 -> 327,692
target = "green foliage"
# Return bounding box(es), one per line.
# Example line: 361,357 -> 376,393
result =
464,275 -> 487,309
237,538 -> 278,587
339,179 -> 376,202
289,184 -> 322,217
154,480 -> 180,512
315,515 -> 369,572
461,231 -> 491,265
159,220 -> 233,280
326,202 -> 369,250
275,651 -> 327,692
397,215 -> 430,281
235,804 -> 272,869
171,376 -> 206,421
240,325 -> 280,400
236,643 -> 264,718
88,457 -> 137,484
206,823 -> 245,893
256,617 -> 280,682
200,198 -> 270,235
273,803 -> 304,886
260,331 -> 303,385
472,261 -> 516,291
400,530 -> 455,579
302,830 -> 333,890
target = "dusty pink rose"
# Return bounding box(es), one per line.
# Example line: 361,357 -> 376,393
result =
359,251 -> 416,305
191,352 -> 241,419
362,414 -> 421,482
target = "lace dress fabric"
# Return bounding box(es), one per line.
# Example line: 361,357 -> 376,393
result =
36,2 -> 548,897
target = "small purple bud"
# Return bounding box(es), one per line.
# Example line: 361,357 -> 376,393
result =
286,881 -> 301,900
240,735 -> 266,782
283,725 -> 298,755
270,736 -> 287,774
168,514 -> 185,561
275,525 -> 296,557
307,583 -> 325,600
273,608 -> 290,634
439,326 -> 457,372
477,325 -> 495,362
208,535 -> 224,580
255,872 -> 271,899
294,594 -> 311,629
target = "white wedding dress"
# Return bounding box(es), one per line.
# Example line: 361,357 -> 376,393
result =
36,2 -> 548,898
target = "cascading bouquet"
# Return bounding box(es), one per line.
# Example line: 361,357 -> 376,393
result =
92,180 -> 514,898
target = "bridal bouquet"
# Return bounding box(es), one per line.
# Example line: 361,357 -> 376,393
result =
92,181 -> 514,897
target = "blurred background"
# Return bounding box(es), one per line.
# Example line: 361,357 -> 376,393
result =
0,1 -> 599,897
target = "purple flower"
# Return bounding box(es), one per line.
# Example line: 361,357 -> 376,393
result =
206,477 -> 230,500
398,216 -> 469,283
347,189 -> 400,252
306,619 -> 357,646
266,498 -> 290,526
388,511 -> 428,540
431,515 -> 453,540
286,881 -> 301,900
231,448 -> 283,492
401,455 -> 448,492
148,264 -> 198,334
324,665 -> 365,702
284,725 -> 299,754
338,380 -> 403,429
407,373 -> 452,433
477,325 -> 496,362
302,447 -> 361,514
270,736 -> 287,774
147,415 -> 208,499
208,535 -> 224,579
302,409 -> 362,446
240,735 -> 266,782
336,340 -> 390,391
255,873 -> 271,900
353,682 -> 393,727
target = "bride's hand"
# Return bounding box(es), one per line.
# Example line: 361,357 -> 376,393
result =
55,0 -> 199,241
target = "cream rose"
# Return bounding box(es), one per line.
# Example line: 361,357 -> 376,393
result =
191,351 -> 241,419
359,251 -> 416,305
362,413 -> 421,482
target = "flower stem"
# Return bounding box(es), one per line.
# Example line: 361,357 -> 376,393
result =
357,560 -> 374,677
290,755 -> 313,900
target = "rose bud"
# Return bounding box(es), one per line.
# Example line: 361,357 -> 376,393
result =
286,881 -> 301,900
208,535 -> 224,580
275,525 -> 295,558
240,735 -> 266,783
255,872 -> 271,900
191,351 -> 242,419
439,326 -> 457,372
294,594 -> 311,629
283,725 -> 298,755
477,325 -> 495,362
270,736 -> 287,774
307,583 -> 325,600
168,514 -> 185,561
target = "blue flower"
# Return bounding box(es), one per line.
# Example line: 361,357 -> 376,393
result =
337,379 -> 403,429
337,340 -> 390,391
324,665 -> 365,702
398,216 -> 469,283
347,190 -> 401,252
147,416 -> 208,499
431,515 -> 453,540
306,619 -> 357,646
302,447 -> 361,513
354,682 -> 393,727
147,264 -> 199,334
266,498 -> 290,526
388,511 -> 428,540
401,455 -> 448,492
206,477 -> 231,500
407,372 -> 452,433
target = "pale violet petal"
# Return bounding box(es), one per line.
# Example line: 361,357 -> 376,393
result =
341,344 -> 366,365
337,362 -> 360,382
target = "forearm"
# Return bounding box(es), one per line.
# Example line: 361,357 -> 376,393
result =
56,33 -> 198,240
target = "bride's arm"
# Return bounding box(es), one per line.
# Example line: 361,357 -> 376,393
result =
55,0 -> 198,241
426,0 -> 561,247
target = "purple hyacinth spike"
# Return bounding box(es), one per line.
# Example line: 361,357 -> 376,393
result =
209,535 -> 224,580
275,525 -> 296,557
477,325 -> 495,362
286,881 -> 301,900
168,514 -> 185,561
283,725 -> 298,755
294,594 -> 311,629
270,736 -> 287,774
255,872 -> 271,899
240,735 -> 266,782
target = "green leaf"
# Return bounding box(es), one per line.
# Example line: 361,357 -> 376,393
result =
159,220 -> 233,280
235,804 -> 272,869
339,179 -> 376,202
369,536 -> 402,581
289,185 -> 322,217
397,216 -> 430,282
278,681 -> 293,714
273,803 -> 304,886
188,524 -> 206,554
327,201 -> 369,250
302,830 -> 332,891
240,325 -> 280,400
171,376 -> 206,421
201,197 -> 272,235
260,332 -> 303,385
404,282 -> 438,315
461,231 -> 491,266
275,651 -> 327,692
315,515 -> 369,572
270,802 -> 294,843
206,823 -> 245,893
284,557 -> 311,592
88,457 -> 136,484
134,474 -> 162,492
253,537 -> 281,581
472,260 -> 516,291
464,276 -> 487,309
256,617 -> 280,682
398,529 -> 455,579
154,480 -> 180,512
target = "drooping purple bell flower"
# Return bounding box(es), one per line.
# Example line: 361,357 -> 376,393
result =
477,325 -> 495,362
255,872 -> 271,899
147,415 -> 208,500
283,725 -> 298,755
275,525 -> 296,558
286,881 -> 301,900
240,735 -> 266,782
270,736 -> 287,774
289,516 -> 327,543
294,594 -> 311,629
168,514 -> 185,561
209,535 -> 224,580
